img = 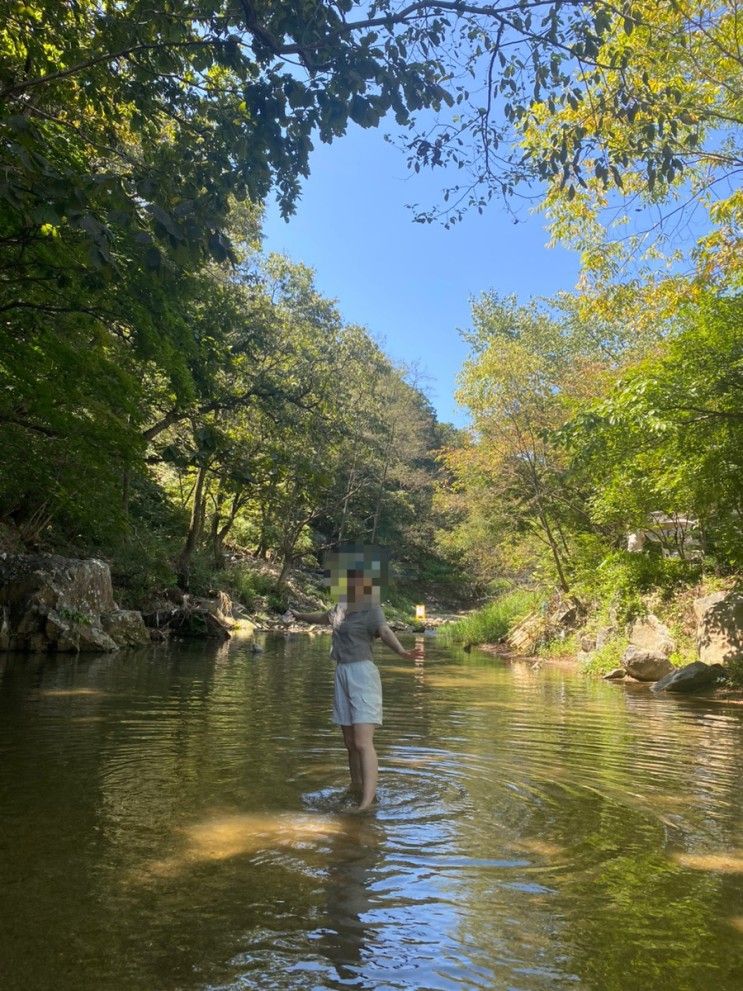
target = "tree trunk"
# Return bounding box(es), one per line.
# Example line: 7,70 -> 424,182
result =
177,463 -> 209,589
538,509 -> 570,593
212,491 -> 245,568
121,468 -> 130,517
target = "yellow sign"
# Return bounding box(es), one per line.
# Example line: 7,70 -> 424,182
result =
415,604 -> 426,621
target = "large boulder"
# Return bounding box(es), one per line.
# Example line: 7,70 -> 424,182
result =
0,554 -> 122,653
0,553 -> 115,614
652,661 -> 727,694
627,614 -> 675,657
694,591 -> 743,665
102,609 -> 151,648
621,613 -> 675,680
45,609 -> 119,652
622,646 -> 673,681
0,554 -> 151,653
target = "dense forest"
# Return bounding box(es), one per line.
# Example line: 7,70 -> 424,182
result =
1,2 -> 740,631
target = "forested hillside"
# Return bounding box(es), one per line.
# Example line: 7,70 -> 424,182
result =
1,2 -> 740,626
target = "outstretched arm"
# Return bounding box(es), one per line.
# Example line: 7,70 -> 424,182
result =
378,623 -> 423,661
287,609 -> 329,624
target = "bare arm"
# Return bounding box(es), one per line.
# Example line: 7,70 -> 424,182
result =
290,609 -> 329,624
378,623 -> 422,660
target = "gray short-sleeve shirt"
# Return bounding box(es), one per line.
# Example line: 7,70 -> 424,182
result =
327,603 -> 386,663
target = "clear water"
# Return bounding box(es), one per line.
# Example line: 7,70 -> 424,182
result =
1,634 -> 742,990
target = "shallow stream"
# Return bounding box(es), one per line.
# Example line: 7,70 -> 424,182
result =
1,634 -> 742,990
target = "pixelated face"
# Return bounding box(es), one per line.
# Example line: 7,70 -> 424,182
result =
325,543 -> 389,604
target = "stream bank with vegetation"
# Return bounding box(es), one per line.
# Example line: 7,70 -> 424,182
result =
2,4 -> 740,692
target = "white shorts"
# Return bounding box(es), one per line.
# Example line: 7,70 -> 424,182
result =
332,660 -> 383,727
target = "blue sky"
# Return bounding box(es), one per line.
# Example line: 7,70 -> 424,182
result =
262,123 -> 581,427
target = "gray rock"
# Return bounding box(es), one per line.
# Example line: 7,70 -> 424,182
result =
507,612 -> 547,653
603,668 -> 626,680
580,634 -> 595,652
102,609 -> 150,647
652,661 -> 727,694
694,591 -> 743,665
551,604 -> 580,629
595,626 -> 616,649
0,553 -> 115,613
622,645 -> 674,681
627,614 -> 675,658
0,554 -> 119,653
44,608 -> 118,652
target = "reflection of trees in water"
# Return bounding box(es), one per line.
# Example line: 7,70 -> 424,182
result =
433,668 -> 743,989
315,817 -> 384,985
4,637 -> 743,990
557,694 -> 743,990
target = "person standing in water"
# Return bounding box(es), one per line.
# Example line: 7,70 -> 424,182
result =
285,547 -> 422,811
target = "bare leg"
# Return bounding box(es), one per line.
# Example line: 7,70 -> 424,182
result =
341,725 -> 362,795
353,723 -> 378,810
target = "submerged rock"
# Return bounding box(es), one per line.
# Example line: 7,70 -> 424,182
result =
652,661 -> 727,694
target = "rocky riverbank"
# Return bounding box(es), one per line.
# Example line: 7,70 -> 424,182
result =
4,551 -> 739,703
0,552 -> 261,653
0,551 -> 436,654
476,589 -> 743,696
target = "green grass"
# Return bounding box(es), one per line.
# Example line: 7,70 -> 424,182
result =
538,632 -> 579,659
438,590 -> 538,646
580,635 -> 629,676
224,564 -> 278,610
381,587 -> 418,627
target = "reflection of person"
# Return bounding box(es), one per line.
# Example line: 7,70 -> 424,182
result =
317,816 -> 383,982
286,564 -> 422,811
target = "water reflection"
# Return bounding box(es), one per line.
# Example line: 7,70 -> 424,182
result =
1,639 -> 742,991
314,817 -> 384,984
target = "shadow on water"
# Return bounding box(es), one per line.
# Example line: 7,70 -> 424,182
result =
1,635 -> 743,990
310,817 -> 384,985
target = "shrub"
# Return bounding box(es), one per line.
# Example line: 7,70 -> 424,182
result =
225,565 -> 276,609
580,635 -> 629,676
438,589 -> 539,646
571,545 -> 703,623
